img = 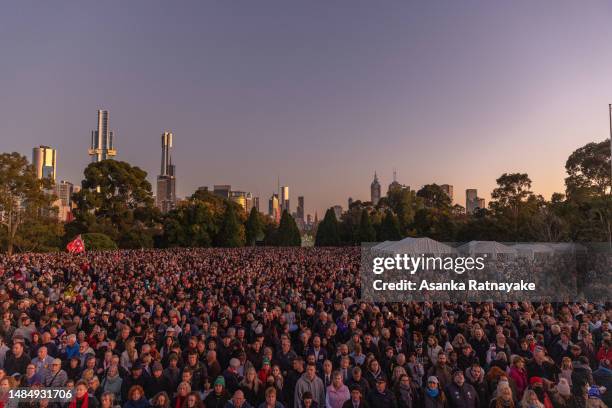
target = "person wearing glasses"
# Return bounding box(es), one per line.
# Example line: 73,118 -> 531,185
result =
45,358 -> 68,387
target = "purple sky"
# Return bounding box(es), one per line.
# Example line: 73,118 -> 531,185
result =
1,1 -> 611,217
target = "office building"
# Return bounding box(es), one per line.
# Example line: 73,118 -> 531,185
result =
280,186 -> 290,213
88,109 -> 117,162
230,191 -> 254,213
213,185 -> 231,199
156,132 -> 177,213
52,180 -> 74,222
440,184 -> 454,202
370,172 -> 381,205
53,180 -> 74,207
269,194 -> 280,223
297,196 -> 305,221
253,197 -> 260,213
466,189 -> 486,214
32,146 -> 57,181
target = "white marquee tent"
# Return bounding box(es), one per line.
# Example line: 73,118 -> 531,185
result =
379,237 -> 456,254
457,241 -> 517,259
512,243 -> 555,258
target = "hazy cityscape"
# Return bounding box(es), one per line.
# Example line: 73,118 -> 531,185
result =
29,108 -> 497,233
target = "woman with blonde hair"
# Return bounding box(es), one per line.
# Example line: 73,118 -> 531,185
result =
121,338 -> 138,372
519,389 -> 543,408
391,366 -> 407,387
489,383 -> 514,408
426,336 -> 443,366
559,357 -> 573,386
240,366 -> 264,406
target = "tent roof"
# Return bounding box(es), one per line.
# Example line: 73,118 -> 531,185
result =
382,237 -> 455,254
457,241 -> 517,255
512,243 -> 555,255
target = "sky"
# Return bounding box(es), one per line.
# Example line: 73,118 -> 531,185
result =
1,1 -> 611,217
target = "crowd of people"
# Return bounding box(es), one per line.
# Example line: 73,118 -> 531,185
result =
0,247 -> 610,408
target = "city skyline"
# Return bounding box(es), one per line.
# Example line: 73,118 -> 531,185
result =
1,2 -> 611,216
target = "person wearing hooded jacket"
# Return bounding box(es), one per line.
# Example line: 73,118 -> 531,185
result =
464,365 -> 488,408
294,364 -> 325,408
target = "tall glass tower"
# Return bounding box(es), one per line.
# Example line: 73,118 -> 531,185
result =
88,109 -> 117,162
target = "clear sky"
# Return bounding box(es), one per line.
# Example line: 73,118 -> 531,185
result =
1,1 -> 611,217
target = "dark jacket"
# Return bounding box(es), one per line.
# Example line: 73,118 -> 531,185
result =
341,400 -> 369,408
445,382 -> 479,408
204,391 -> 231,408
366,390 -> 397,408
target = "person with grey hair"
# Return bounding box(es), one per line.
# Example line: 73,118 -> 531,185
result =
44,358 -> 68,387
224,358 -> 243,395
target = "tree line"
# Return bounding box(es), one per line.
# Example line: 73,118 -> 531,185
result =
0,139 -> 609,254
315,139 -> 611,247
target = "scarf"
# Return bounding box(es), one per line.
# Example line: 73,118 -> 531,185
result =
426,388 -> 439,398
69,393 -> 89,408
399,384 -> 413,404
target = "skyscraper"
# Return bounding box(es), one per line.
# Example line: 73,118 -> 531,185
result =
297,196 -> 305,221
32,145 -> 56,180
253,197 -> 260,213
466,189 -> 481,214
88,109 -> 116,162
477,198 -> 486,211
370,172 -> 381,205
440,184 -> 454,202
280,186 -> 290,213
160,132 -> 174,176
156,132 -> 177,213
269,193 -> 280,223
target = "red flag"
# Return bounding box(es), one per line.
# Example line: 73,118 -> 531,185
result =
66,235 -> 86,254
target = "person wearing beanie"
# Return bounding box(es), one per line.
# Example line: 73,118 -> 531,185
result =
259,357 -> 272,383
205,376 -> 231,408
550,378 -> 571,408
575,385 -> 606,408
445,369 -> 479,408
423,376 -> 446,408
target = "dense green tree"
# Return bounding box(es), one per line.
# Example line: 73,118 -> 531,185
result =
245,207 -> 264,246
564,139 -> 611,246
9,215 -> 64,253
417,184 -> 452,209
565,139 -> 611,200
378,210 -> 401,241
159,200 -> 218,247
315,208 -> 340,246
489,173 -> 542,240
386,186 -> 421,234
215,202 -> 245,247
357,209 -> 377,243
273,210 -> 301,246
412,207 -> 457,241
82,233 -> 118,250
70,160 -> 157,248
0,152 -> 55,255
